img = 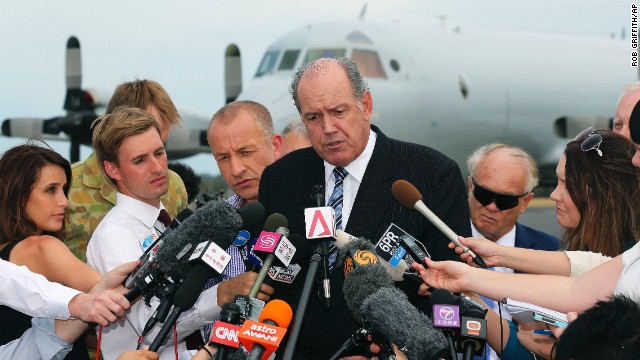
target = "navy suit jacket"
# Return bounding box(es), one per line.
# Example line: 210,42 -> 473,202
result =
259,125 -> 471,359
514,222 -> 560,251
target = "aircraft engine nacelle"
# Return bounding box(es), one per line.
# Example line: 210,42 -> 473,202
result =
553,115 -> 613,139
164,126 -> 211,159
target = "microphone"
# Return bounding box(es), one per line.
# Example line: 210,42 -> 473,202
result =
248,214 -> 294,298
430,289 -> 487,360
239,299 -> 293,360
391,179 -> 488,269
338,237 -> 449,360
233,202 -> 266,272
149,231 -> 236,352
125,207 -> 194,289
305,184 -> 333,308
336,229 -> 423,287
125,200 -> 242,302
210,303 -> 243,360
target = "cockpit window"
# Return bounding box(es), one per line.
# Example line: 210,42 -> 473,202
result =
303,48 -> 347,64
351,49 -> 387,79
255,50 -> 280,77
278,50 -> 300,70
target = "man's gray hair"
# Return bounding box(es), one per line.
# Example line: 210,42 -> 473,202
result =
467,143 -> 539,192
618,81 -> 640,103
282,117 -> 308,137
289,57 -> 369,113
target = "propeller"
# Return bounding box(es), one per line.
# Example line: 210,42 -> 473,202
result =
2,36 -> 100,162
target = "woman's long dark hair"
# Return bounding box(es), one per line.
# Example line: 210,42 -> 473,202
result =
562,130 -> 640,256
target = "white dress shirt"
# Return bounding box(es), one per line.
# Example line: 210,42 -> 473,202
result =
324,130 -> 377,228
471,222 -> 516,360
87,192 -> 221,360
0,259 -> 80,320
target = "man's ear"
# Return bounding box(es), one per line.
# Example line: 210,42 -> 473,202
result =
362,91 -> 373,122
272,134 -> 283,160
103,160 -> 121,182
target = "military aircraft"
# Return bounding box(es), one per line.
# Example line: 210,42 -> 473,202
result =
229,20 -> 634,185
3,18 -> 634,185
1,36 -> 211,163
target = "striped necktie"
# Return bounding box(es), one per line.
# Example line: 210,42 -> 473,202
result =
327,166 -> 348,267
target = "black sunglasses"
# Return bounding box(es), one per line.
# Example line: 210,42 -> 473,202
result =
471,178 -> 529,211
573,127 -> 603,156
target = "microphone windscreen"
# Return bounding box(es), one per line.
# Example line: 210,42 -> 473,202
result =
226,347 -> 248,360
241,202 -> 266,236
429,288 -> 458,306
336,236 -> 377,266
174,207 -> 194,223
173,231 -> 235,310
156,200 -> 242,279
344,263 -> 394,321
263,213 -> 288,232
391,179 -> 423,208
361,287 -> 448,360
258,299 -> 293,329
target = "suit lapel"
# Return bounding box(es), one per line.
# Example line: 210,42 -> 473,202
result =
346,126 -> 395,237
514,222 -> 535,249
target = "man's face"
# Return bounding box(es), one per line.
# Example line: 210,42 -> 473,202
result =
104,127 -> 169,207
208,110 -> 281,202
297,62 -> 372,167
613,90 -> 640,140
468,151 -> 533,241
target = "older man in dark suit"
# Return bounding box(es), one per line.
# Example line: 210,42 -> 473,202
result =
259,57 -> 471,359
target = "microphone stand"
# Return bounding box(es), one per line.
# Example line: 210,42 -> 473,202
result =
311,185 -> 331,309
281,244 -> 322,360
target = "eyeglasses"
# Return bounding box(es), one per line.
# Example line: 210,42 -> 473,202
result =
573,127 -> 603,156
471,178 -> 529,210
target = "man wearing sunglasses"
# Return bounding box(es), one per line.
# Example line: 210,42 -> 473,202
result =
467,143 -> 560,360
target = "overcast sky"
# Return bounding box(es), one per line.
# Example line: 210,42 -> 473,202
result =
0,0 -> 627,175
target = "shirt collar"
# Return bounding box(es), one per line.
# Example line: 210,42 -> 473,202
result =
324,129 -> 377,184
116,192 -> 165,229
470,220 -> 517,247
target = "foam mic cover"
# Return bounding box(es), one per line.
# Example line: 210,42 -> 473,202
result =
361,287 -> 448,360
240,202 -> 266,237
174,231 -> 236,310
336,229 -> 411,282
263,213 -> 288,232
338,236 -> 394,321
391,179 -> 488,269
155,200 -> 242,280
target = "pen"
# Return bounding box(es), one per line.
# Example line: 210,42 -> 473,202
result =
533,329 -> 553,336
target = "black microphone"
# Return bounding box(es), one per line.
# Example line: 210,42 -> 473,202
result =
338,237 -> 450,360
125,207 -> 194,289
234,202 -> 266,272
248,213 -> 291,298
125,201 -> 241,302
211,302 -> 243,360
149,231 -> 236,352
310,184 -> 332,309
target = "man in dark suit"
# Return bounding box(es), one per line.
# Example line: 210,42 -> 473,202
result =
259,57 -> 471,359
466,143 -> 559,360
